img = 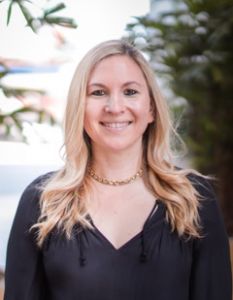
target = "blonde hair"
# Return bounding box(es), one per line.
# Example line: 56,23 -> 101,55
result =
33,40 -> 204,246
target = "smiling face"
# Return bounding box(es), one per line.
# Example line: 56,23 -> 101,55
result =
84,54 -> 154,155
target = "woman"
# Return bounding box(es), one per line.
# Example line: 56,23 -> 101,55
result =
4,40 -> 232,300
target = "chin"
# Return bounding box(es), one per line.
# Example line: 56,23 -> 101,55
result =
101,140 -> 142,153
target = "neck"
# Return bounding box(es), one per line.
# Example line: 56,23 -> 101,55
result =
90,145 -> 143,180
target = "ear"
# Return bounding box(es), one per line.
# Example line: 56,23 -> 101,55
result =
148,104 -> 155,124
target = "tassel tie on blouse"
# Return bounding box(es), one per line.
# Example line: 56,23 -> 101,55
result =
77,227 -> 149,266
77,229 -> 87,267
77,202 -> 159,267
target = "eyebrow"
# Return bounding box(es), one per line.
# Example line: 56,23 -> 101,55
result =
88,81 -> 143,88
87,83 -> 106,88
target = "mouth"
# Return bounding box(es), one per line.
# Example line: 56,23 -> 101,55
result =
100,121 -> 132,130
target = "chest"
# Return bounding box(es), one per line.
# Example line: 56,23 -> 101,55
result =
87,190 -> 157,250
42,220 -> 193,300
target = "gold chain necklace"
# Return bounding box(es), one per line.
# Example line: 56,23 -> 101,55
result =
87,167 -> 143,186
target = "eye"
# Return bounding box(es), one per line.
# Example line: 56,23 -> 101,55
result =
91,90 -> 105,96
124,89 -> 138,96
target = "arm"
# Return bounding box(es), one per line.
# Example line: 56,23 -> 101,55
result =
189,177 -> 232,300
4,175 -> 49,300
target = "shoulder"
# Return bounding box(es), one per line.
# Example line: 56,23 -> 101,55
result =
176,166 -> 216,201
16,171 -> 56,224
187,173 -> 217,204
187,173 -> 228,242
20,171 -> 56,203
187,172 -> 218,215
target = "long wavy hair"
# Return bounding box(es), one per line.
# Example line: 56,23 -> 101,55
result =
33,39 -> 204,246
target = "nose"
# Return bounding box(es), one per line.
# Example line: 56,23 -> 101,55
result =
105,93 -> 125,114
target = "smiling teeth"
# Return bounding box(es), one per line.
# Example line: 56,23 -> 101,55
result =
103,122 -> 130,128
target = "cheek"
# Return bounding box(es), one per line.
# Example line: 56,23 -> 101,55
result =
83,108 -> 94,134
84,103 -> 98,125
130,101 -> 153,122
84,104 -> 102,138
83,109 -> 89,129
148,109 -> 154,123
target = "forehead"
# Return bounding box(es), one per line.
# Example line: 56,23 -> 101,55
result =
88,55 -> 147,85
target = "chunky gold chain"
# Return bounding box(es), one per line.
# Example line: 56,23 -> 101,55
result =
87,167 -> 143,186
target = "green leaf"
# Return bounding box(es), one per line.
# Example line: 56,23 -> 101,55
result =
43,2 -> 65,16
1,85 -> 45,98
11,115 -> 23,130
49,114 -> 56,125
0,70 -> 9,79
7,0 -> 14,25
38,110 -> 44,123
43,16 -> 77,28
5,124 -> 11,137
17,2 -> 36,32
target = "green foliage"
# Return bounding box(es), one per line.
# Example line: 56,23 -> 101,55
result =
126,0 -> 233,233
5,0 -> 77,32
0,0 -> 77,141
0,61 -> 53,140
0,106 -> 56,142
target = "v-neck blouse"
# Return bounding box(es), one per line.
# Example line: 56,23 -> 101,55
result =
4,172 -> 232,300
87,200 -> 159,252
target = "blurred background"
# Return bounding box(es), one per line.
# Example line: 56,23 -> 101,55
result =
0,0 -> 232,298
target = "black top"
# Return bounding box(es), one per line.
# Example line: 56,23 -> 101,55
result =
4,173 -> 232,300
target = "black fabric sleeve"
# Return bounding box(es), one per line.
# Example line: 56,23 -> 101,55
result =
4,174 -> 51,300
189,176 -> 232,299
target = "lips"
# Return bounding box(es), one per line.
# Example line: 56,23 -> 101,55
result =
100,121 -> 132,129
